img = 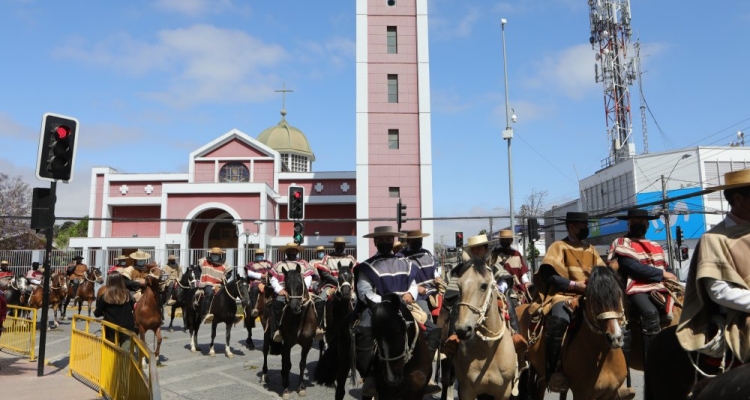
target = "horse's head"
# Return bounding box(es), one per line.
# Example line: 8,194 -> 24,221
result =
584,266 -> 625,349
232,277 -> 251,308
89,267 -> 104,284
336,262 -> 354,300
455,261 -> 496,341
145,267 -> 165,290
14,275 -> 27,292
186,264 -> 200,289
284,264 -> 305,315
53,272 -> 68,292
371,292 -> 412,386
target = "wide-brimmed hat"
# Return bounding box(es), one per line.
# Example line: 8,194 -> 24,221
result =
499,230 -> 514,239
254,249 -> 265,254
466,234 -> 489,248
314,245 -> 325,251
208,247 -> 226,255
616,209 -> 659,220
363,226 -> 406,238
130,250 -> 151,260
329,237 -> 348,244
403,229 -> 431,239
280,242 -> 304,252
73,255 -> 84,260
393,241 -> 403,249
556,211 -> 590,223
707,169 -> 750,191
167,255 -> 177,261
115,255 -> 129,261
0,260 -> 8,265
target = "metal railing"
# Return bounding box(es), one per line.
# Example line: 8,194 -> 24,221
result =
69,315 -> 161,400
0,305 -> 37,360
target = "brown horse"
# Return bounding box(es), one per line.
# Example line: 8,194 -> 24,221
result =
28,271 -> 68,328
261,265 -> 317,400
63,267 -> 103,318
134,267 -> 166,364
519,266 -> 628,400
454,262 -> 517,399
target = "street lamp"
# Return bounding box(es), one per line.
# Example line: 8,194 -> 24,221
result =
501,18 -> 517,237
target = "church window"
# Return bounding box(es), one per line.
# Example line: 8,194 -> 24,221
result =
388,74 -> 399,103
387,26 -> 398,54
219,162 -> 250,183
388,129 -> 399,149
287,154 -> 309,172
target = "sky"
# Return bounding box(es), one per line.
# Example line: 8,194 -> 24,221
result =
2,0 -> 750,247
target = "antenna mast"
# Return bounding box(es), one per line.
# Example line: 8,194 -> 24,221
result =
634,40 -> 648,154
589,0 -> 636,167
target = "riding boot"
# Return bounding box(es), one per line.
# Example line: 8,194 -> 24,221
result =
314,297 -> 326,341
272,299 -> 285,343
545,316 -> 569,393
507,296 -> 528,352
640,311 -> 661,365
249,285 -> 260,318
423,326 -> 443,395
165,283 -> 176,306
201,287 -> 215,324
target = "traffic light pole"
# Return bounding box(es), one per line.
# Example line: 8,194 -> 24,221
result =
661,175 -> 675,270
37,181 -> 56,377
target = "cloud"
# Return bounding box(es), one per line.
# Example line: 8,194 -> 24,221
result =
0,112 -> 35,139
53,24 -> 289,108
153,0 -> 240,17
432,89 -> 475,114
298,36 -> 355,71
492,99 -> 557,125
523,44 -> 599,100
430,6 -> 482,41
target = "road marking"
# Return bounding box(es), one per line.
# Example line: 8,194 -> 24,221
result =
216,370 -> 273,396
160,363 -> 238,384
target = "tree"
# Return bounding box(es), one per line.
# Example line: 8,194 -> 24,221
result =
526,240 -> 540,265
518,189 -> 548,219
478,228 -> 488,235
0,173 -> 35,250
55,217 -> 89,249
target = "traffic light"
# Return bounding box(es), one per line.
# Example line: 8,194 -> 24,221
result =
36,113 -> 80,182
293,222 -> 304,244
528,218 -> 540,241
455,231 -> 464,248
675,226 -> 683,247
680,246 -> 689,261
30,187 -> 56,231
396,199 -> 407,230
288,185 -> 305,220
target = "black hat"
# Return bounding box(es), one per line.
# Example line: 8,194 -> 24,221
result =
556,212 -> 590,223
616,209 -> 659,221
73,255 -> 84,260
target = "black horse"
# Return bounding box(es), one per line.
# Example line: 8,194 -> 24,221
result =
185,272 -> 250,358
165,264 -> 201,332
314,264 -> 357,400
261,265 -> 318,400
2,275 -> 27,307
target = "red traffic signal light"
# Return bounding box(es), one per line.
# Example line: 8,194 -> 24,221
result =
36,113 -> 79,183
287,185 -> 305,220
455,231 -> 464,248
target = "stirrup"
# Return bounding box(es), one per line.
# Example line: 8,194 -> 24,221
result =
547,372 -> 569,393
314,328 -> 325,341
250,308 -> 259,318
202,313 -> 214,324
273,330 -> 283,343
617,385 -> 636,400
424,381 -> 442,395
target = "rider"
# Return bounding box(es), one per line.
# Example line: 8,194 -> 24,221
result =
534,211 -> 605,393
678,169 -> 750,365
110,254 -> 129,274
491,229 -> 531,302
315,237 -> 357,301
354,226 -> 441,397
310,246 -> 326,295
245,248 -> 273,318
392,240 -> 404,254
399,229 -> 440,319
24,262 -> 44,303
119,251 -> 151,299
66,255 -> 88,302
163,255 -> 182,306
269,243 -> 325,343
0,260 -> 14,292
198,247 -> 228,324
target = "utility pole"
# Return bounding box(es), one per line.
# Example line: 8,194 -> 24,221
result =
661,175 -> 675,268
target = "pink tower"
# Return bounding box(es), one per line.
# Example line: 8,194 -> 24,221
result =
356,0 -> 434,255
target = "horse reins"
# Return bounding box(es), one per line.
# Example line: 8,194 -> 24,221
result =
376,316 -> 420,364
84,268 -> 101,283
456,275 -> 506,342
582,300 -> 626,336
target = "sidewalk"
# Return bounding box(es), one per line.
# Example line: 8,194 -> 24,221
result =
0,352 -> 101,400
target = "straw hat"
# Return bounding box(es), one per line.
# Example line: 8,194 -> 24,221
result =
616,209 -> 659,220
329,237 -> 348,244
707,169 -> 750,191
555,211 -> 590,223
280,242 -> 304,252
466,234 -> 489,248
0,260 -> 8,265
115,255 -> 129,261
254,248 -> 265,254
402,229 -> 431,239
314,245 -> 325,251
363,226 -> 406,238
208,247 -> 226,255
167,255 -> 177,261
129,250 -> 151,260
499,230 -> 514,239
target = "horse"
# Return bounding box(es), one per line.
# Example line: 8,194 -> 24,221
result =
134,267 -> 167,363
28,271 -> 68,328
518,266 -> 628,400
166,264 -> 201,332
62,266 -> 103,318
313,263 -> 357,400
2,275 -> 27,307
368,292 -> 433,400
454,261 -> 517,400
261,265 -> 318,400
690,362 -> 750,400
185,272 -> 250,358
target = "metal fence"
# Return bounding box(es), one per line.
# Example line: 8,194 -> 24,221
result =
70,315 -> 161,400
0,305 -> 37,361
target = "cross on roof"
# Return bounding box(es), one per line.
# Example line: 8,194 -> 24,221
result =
275,82 -> 293,111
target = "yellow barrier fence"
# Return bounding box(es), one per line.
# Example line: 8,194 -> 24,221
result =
0,305 -> 37,361
69,315 -> 161,400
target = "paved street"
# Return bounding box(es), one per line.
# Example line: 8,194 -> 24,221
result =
23,309 -> 645,400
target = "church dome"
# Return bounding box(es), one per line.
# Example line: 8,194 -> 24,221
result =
257,110 -> 315,161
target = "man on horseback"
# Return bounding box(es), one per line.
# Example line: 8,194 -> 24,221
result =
24,262 -> 43,304
392,240 -> 404,254
198,247 -> 228,324
534,211 -> 605,393
314,237 -> 357,301
354,226 -> 441,397
163,255 -> 182,306
678,169 -> 750,365
245,248 -> 272,318
607,210 -> 678,362
119,251 -> 151,299
66,255 -> 88,302
399,229 -> 441,322
0,260 -> 14,292
110,254 -> 129,274
492,229 -> 531,303
269,243 -> 325,343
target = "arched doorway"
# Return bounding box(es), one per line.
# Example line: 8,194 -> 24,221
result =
188,209 -> 239,249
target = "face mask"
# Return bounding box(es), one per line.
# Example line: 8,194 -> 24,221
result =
472,253 -> 488,263
629,223 -> 648,237
408,240 -> 423,251
209,255 -> 222,263
135,260 -> 147,267
376,243 -> 393,255
167,261 -> 175,265
255,255 -> 264,262
317,252 -> 325,259
119,261 -> 128,267
286,252 -> 297,260
577,227 -> 590,241
500,240 -> 512,249
334,246 -> 345,255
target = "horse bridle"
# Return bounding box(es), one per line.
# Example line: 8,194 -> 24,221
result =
84,268 -> 102,283
10,276 -> 26,291
221,276 -> 247,303
376,311 -> 420,364
456,272 -> 506,342
582,298 -> 626,336
176,268 -> 198,289
50,273 -> 68,291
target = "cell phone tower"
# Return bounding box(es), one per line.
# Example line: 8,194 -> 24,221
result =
588,0 -> 637,167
